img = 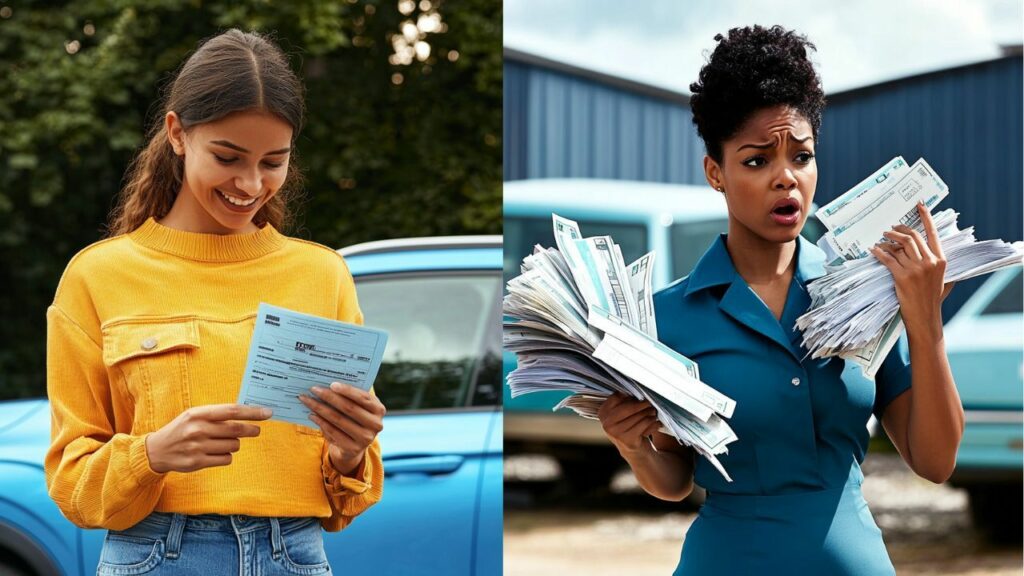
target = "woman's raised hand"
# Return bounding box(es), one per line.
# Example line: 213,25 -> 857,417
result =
299,382 -> 386,476
869,202 -> 955,337
145,404 -> 272,474
597,393 -> 662,455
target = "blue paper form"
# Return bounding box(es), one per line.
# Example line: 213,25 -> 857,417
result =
237,303 -> 389,427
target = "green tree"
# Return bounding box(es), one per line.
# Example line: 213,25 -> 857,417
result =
0,0 -> 502,398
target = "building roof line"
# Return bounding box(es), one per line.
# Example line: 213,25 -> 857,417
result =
506,46 -> 1022,105
504,47 -> 691,105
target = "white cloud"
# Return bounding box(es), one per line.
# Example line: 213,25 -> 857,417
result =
504,0 -> 1021,94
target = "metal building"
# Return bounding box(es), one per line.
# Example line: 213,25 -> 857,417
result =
503,47 -> 1024,314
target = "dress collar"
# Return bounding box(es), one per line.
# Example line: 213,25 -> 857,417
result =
684,233 -> 827,297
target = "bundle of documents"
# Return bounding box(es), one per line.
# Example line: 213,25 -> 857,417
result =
798,157 -> 1024,377
504,215 -> 738,481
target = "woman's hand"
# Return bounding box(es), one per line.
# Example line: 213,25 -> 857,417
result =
597,393 -> 661,455
300,382 -> 386,477
146,404 -> 271,474
869,202 -> 955,338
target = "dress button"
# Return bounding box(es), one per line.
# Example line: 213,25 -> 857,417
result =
791,377 -> 801,386
141,338 -> 158,350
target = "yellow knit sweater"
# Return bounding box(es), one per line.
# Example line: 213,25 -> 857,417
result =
45,216 -> 383,532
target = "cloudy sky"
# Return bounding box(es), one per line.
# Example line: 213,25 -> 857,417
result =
504,0 -> 1023,94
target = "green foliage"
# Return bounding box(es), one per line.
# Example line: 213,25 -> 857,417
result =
0,0 -> 502,398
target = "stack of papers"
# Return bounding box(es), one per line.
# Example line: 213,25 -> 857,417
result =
797,157 -> 1024,377
504,214 -> 738,481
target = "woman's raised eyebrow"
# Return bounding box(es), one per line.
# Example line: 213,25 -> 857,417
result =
210,140 -> 291,155
736,134 -> 813,152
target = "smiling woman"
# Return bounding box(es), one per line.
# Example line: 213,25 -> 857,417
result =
45,29 -> 385,576
106,29 -> 306,238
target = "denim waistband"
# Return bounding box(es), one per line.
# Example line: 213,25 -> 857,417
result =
114,512 -> 321,562
135,511 -> 319,534
703,462 -> 865,519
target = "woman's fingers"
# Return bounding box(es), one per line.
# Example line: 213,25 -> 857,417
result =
870,244 -> 903,274
202,438 -> 242,455
302,395 -> 376,447
331,382 -> 387,418
891,224 -> 930,260
873,241 -> 909,270
598,395 -> 651,423
606,407 -> 658,437
918,202 -> 945,259
308,386 -> 382,432
309,413 -> 361,452
881,228 -> 923,261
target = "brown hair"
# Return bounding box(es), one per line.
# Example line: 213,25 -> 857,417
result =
106,29 -> 306,237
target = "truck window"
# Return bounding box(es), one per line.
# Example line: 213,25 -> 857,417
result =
981,270 -> 1023,315
504,215 -> 648,287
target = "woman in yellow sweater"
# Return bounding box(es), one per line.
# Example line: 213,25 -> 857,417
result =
45,29 -> 384,575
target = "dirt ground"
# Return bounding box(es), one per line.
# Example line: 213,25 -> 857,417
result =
504,453 -> 1023,575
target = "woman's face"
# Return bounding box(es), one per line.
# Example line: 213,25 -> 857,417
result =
166,109 -> 293,234
704,105 -> 817,245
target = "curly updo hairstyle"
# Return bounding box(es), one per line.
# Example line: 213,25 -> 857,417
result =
689,25 -> 826,163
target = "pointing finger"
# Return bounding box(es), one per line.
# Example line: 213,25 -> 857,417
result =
918,202 -> 944,259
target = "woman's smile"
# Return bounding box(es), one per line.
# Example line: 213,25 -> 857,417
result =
216,188 -> 261,210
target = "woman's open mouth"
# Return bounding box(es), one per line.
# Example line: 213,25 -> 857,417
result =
216,188 -> 261,212
770,197 -> 801,226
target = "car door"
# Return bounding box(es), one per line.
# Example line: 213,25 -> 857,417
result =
324,264 -> 502,575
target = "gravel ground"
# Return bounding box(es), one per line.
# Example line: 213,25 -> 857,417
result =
504,453 -> 1023,575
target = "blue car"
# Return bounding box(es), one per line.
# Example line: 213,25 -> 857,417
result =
0,235 -> 503,575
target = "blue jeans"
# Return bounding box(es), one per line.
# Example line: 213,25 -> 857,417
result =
96,511 -> 333,576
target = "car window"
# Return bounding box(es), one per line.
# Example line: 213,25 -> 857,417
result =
504,215 -> 648,287
670,218 -> 728,279
981,269 -> 1023,315
355,272 -> 502,411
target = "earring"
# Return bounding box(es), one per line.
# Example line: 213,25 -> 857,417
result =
717,187 -> 724,193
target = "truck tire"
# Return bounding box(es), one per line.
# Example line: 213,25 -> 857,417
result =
967,484 -> 1023,543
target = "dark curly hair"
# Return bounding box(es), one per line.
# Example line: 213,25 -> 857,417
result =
689,25 -> 825,163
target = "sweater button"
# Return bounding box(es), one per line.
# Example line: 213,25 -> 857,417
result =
141,338 -> 158,350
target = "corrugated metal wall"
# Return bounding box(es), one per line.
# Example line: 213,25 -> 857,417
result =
503,51 -> 1023,314
504,56 -> 705,184
820,56 -> 1022,246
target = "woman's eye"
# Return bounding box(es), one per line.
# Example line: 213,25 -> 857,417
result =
742,156 -> 766,168
796,152 -> 815,163
213,154 -> 237,164
262,161 -> 284,169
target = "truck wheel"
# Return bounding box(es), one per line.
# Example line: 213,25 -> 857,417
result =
967,484 -> 1023,543
0,554 -> 33,576
557,446 -> 621,494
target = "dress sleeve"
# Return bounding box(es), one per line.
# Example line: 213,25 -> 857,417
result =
44,305 -> 168,530
872,332 -> 914,420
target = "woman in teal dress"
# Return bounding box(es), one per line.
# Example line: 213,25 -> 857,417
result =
596,26 -> 964,575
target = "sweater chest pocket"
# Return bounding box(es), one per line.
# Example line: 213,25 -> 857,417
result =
101,317 -> 200,433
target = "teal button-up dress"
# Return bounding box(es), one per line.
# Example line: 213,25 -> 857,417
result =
655,234 -> 911,575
